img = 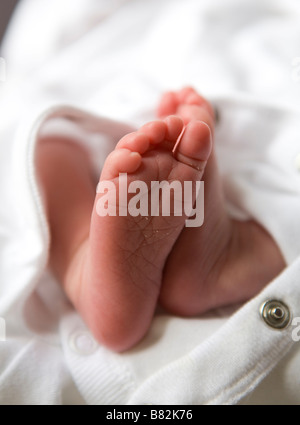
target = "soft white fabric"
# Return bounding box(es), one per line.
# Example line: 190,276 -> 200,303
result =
1,0 -> 300,405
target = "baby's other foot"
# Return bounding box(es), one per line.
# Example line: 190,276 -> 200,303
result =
66,114 -> 212,351
157,86 -> 215,128
157,87 -> 286,316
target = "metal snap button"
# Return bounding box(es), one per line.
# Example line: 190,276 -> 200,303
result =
260,300 -> 291,329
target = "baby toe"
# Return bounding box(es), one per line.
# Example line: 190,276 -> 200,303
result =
101,148 -> 142,180
116,132 -> 150,155
139,120 -> 167,145
173,121 -> 212,172
164,115 -> 184,142
157,91 -> 178,117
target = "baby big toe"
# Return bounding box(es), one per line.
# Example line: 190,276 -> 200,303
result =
157,91 -> 178,117
173,121 -> 212,172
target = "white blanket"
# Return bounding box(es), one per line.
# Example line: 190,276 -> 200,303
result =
1,0 -> 300,405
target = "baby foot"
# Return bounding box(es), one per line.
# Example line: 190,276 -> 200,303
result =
157,87 -> 286,316
69,114 -> 212,351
